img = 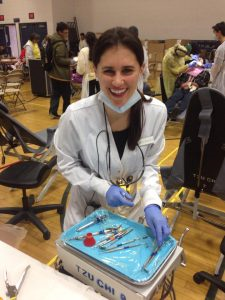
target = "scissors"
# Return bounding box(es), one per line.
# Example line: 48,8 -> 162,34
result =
4,265 -> 30,300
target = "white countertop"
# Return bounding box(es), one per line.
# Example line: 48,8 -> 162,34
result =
0,241 -> 107,300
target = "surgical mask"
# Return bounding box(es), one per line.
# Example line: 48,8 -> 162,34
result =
98,90 -> 141,113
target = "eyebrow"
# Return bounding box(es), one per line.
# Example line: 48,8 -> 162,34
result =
102,66 -> 135,70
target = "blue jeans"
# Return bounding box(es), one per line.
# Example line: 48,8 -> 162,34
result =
49,79 -> 71,115
165,88 -> 192,114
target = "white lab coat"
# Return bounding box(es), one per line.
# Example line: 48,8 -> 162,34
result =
143,46 -> 150,82
24,41 -> 34,67
138,47 -> 150,91
76,47 -> 96,99
24,40 -> 40,67
79,39 -> 87,51
54,94 -> 167,230
211,41 -> 225,95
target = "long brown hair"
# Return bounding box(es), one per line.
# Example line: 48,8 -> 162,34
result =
93,27 -> 151,150
85,32 -> 97,61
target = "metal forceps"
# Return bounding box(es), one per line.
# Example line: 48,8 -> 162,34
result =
4,265 -> 30,300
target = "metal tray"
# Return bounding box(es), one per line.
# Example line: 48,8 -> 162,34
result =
60,209 -> 177,286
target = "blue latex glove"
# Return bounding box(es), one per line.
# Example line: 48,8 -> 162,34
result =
204,63 -> 212,69
106,185 -> 134,207
188,60 -> 197,68
144,204 -> 171,247
191,54 -> 199,61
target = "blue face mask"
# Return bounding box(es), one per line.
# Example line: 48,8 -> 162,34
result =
98,90 -> 141,113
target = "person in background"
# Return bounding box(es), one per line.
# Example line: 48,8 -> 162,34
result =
211,21 -> 225,95
24,33 -> 41,67
0,45 -> 7,57
48,22 -> 75,119
162,44 -> 197,99
41,35 -> 50,49
128,26 -> 150,92
165,68 -> 210,120
79,33 -> 87,51
76,32 -> 100,98
54,27 -> 170,247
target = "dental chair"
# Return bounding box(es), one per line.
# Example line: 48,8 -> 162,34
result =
0,106 -> 63,239
161,87 -> 225,298
0,101 -> 56,160
162,87 -> 225,230
0,102 -> 58,202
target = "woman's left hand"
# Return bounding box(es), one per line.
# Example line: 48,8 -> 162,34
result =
144,204 -> 171,247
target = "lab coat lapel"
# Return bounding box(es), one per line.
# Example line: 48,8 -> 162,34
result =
121,143 -> 140,177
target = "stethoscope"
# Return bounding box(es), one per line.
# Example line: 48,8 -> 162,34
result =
95,103 -> 145,190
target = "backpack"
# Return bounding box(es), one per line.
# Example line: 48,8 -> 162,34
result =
44,39 -> 62,72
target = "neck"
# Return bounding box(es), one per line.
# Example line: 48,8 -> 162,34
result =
221,37 -> 225,43
105,106 -> 130,131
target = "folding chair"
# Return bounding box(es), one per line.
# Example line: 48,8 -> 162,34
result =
161,87 -> 225,230
8,69 -> 24,77
0,75 -> 6,104
4,73 -> 26,110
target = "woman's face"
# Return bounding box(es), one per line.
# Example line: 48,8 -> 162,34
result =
95,45 -> 143,108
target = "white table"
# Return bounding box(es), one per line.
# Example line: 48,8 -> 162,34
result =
0,241 -> 107,300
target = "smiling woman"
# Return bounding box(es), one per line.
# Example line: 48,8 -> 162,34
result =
95,45 -> 143,107
54,27 -> 170,248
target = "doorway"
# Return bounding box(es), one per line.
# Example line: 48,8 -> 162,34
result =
0,24 -> 19,57
19,22 -> 48,48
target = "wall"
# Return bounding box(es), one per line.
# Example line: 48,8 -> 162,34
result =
0,0 -> 77,53
74,0 -> 225,40
0,0 -> 54,33
52,0 -> 77,30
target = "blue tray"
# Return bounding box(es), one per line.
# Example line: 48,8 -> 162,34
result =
61,209 -> 177,284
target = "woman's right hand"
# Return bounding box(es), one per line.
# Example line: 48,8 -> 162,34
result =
106,185 -> 134,207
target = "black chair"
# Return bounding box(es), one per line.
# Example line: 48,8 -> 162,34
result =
0,102 -> 55,157
193,236 -> 225,299
162,88 -> 225,230
0,105 -> 63,239
0,101 -> 58,200
0,157 -> 64,240
161,87 -> 225,299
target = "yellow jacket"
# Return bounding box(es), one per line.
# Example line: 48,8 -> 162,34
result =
162,45 -> 189,98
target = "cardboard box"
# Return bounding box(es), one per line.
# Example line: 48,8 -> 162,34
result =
164,39 -> 191,51
164,39 -> 178,50
148,43 -> 165,62
181,39 -> 191,46
156,62 -> 162,72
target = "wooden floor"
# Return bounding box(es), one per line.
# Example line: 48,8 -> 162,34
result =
0,81 -> 225,300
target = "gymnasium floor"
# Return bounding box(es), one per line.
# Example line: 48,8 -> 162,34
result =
0,81 -> 224,300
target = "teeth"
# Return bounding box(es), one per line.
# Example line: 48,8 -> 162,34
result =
110,89 -> 126,95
